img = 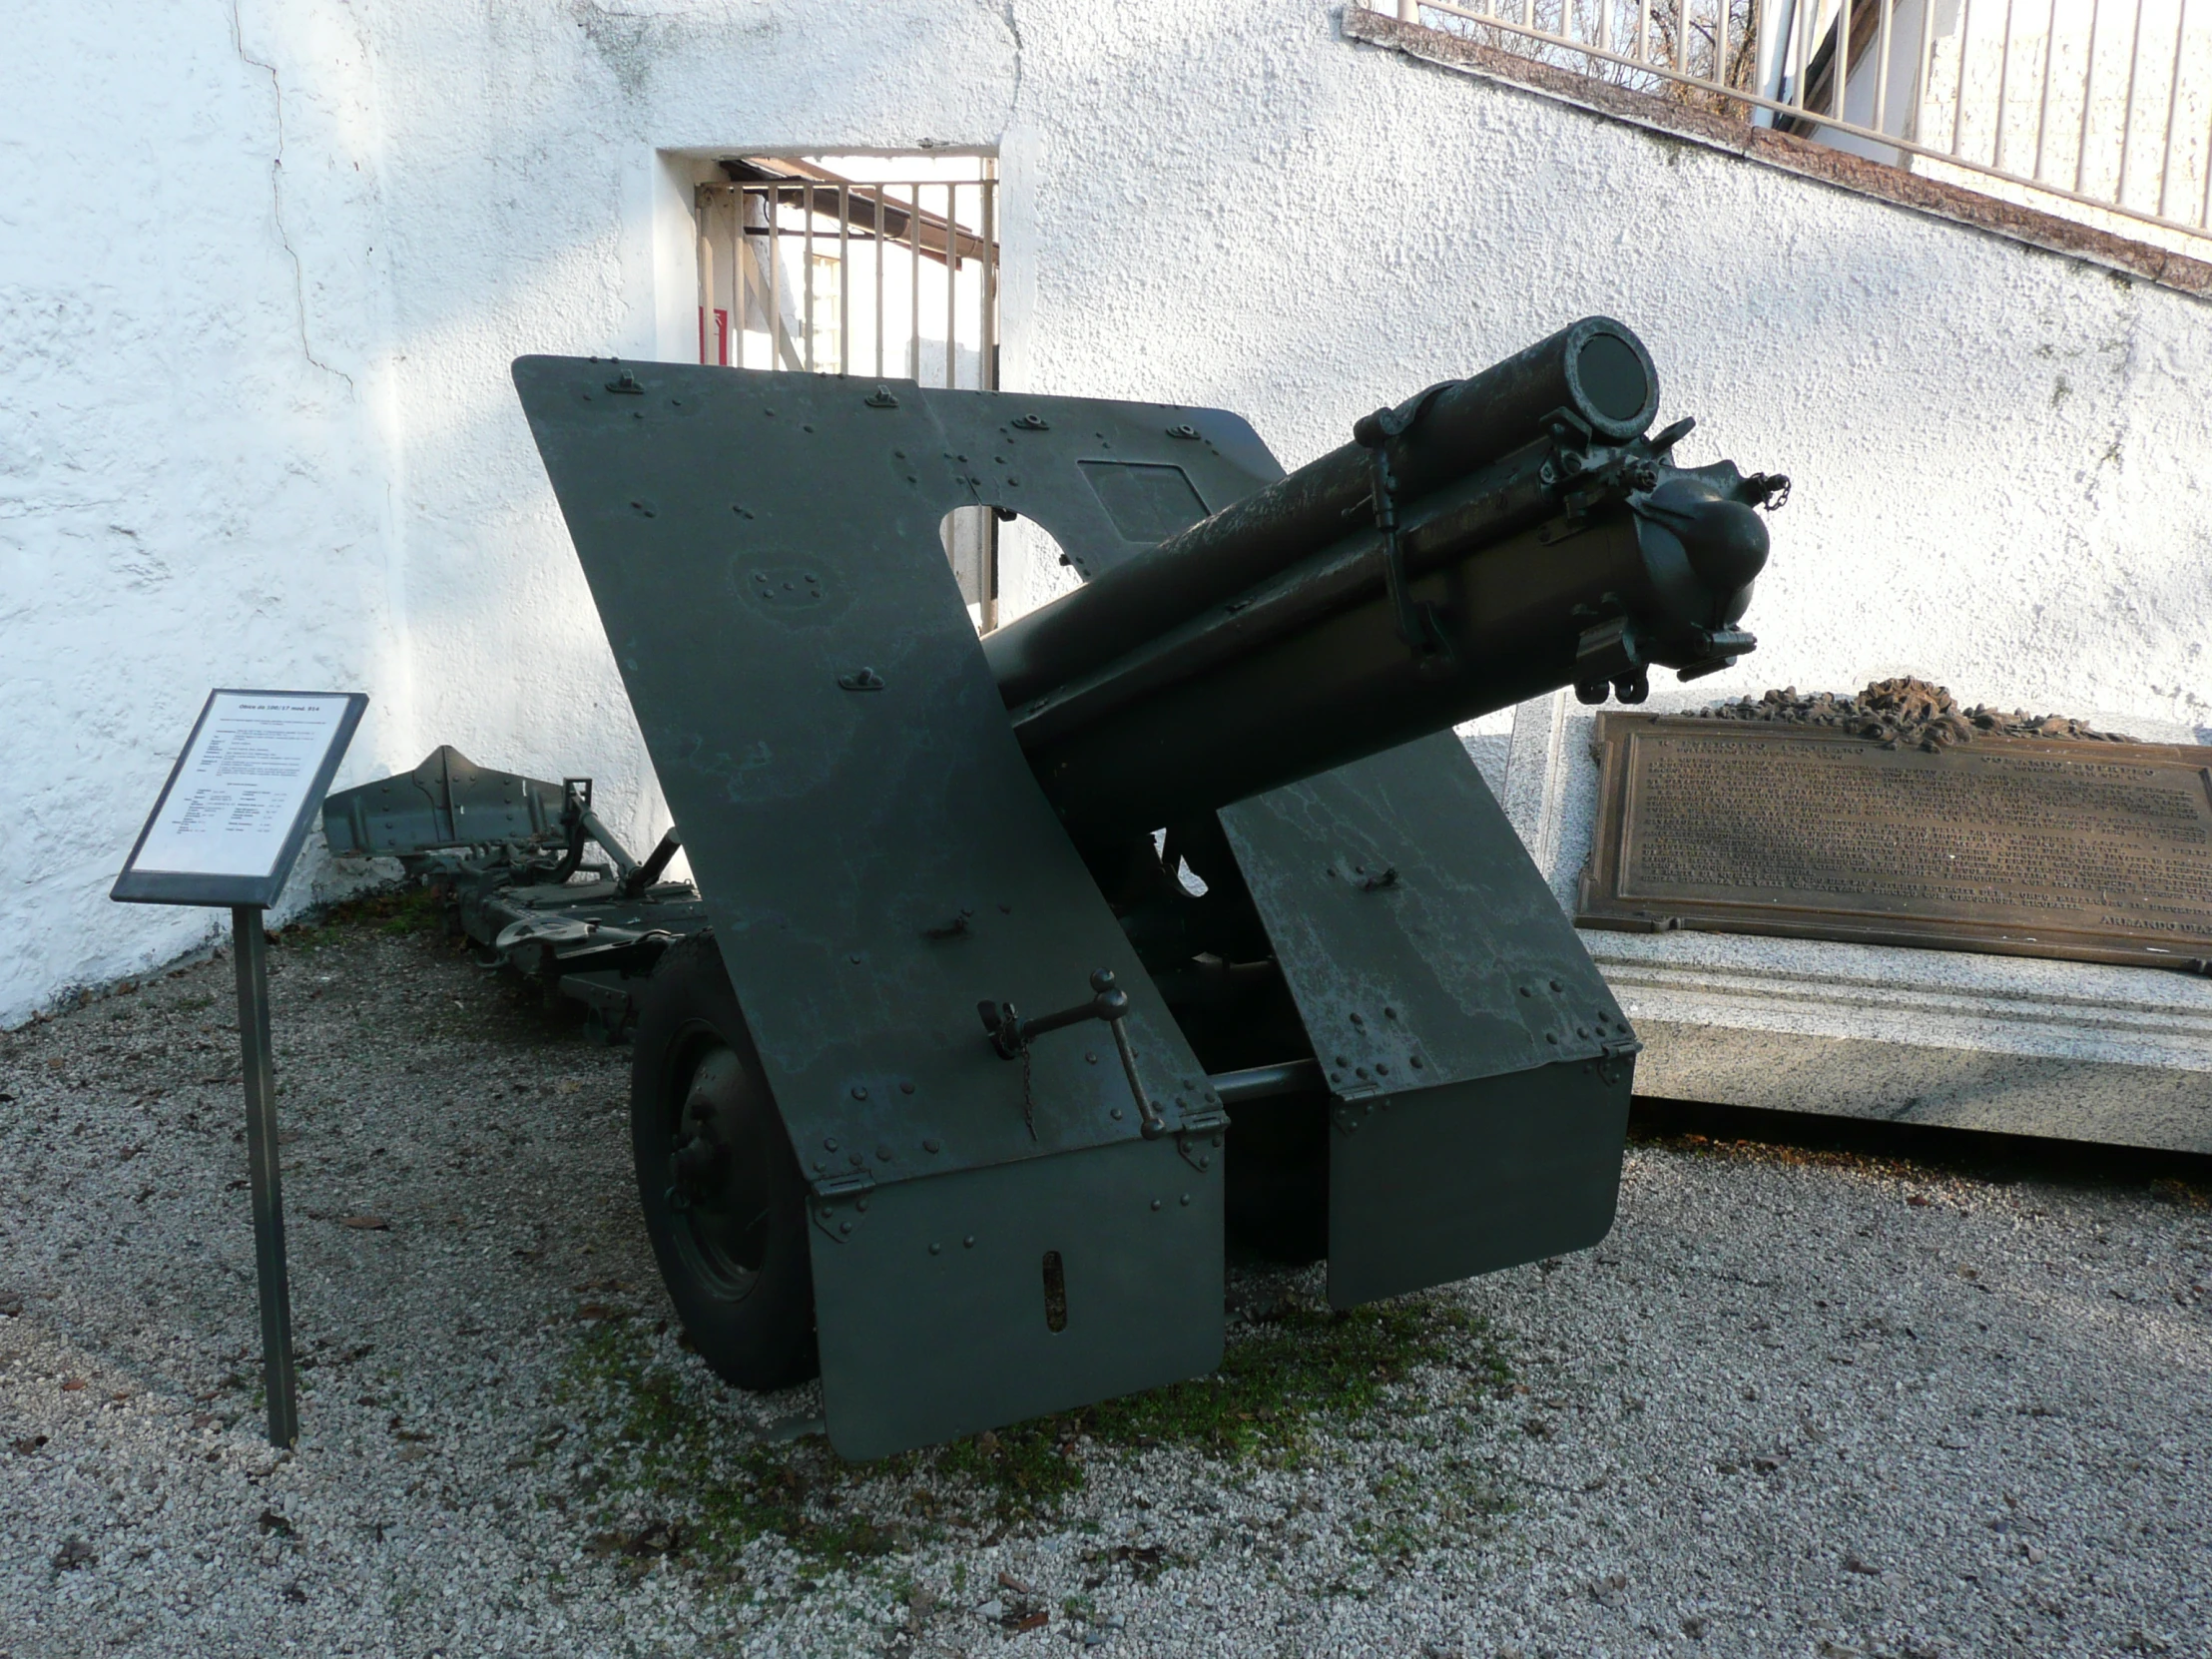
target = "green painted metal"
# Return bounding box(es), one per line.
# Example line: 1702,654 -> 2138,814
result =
512,359 -> 1244,1452
1218,733 -> 1636,1307
322,745 -> 568,857
921,390 -> 1283,580
507,334 -> 1775,1459
812,1134 -> 1220,1460
1324,1060 -> 1630,1308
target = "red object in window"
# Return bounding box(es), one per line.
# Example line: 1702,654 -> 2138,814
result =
698,306 -> 731,366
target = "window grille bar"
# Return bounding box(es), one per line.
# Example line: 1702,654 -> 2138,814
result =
873,185 -> 886,379
1837,0 -> 1853,120
2202,98 -> 2212,223
1382,0 -> 2211,247
838,182 -> 850,375
2154,0 -> 2187,219
697,198 -> 714,366
980,180 -> 998,392
2117,0 -> 2149,203
2074,1 -> 2104,192
1994,0 -> 2019,169
1911,0 -> 1937,142
1952,0 -> 1977,156
1875,0 -> 1895,137
945,183 -> 959,388
768,188 -> 782,375
1792,0 -> 1811,115
802,183 -> 817,374
2032,0 -> 2060,181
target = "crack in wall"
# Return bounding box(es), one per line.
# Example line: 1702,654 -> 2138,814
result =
229,0 -> 354,392
999,0 -> 1024,120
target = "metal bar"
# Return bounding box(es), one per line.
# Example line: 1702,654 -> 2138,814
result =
1680,0 -> 1694,74
980,179 -> 997,392
2154,0 -> 2188,218
1836,0 -> 1853,119
2075,0 -> 2103,192
2202,96 -> 2212,225
1408,0 -> 2212,237
1910,0 -> 1936,141
1950,0 -> 1975,156
1791,0 -> 1810,114
1399,0 -> 1420,20
838,182 -> 850,376
1208,1058 -> 1325,1105
768,184 -> 782,374
1637,0 -> 1650,68
2033,0 -> 2060,180
981,178 -> 998,633
803,183 -> 817,373
945,182 -> 958,388
233,907 -> 298,1450
696,191 -> 713,366
1874,0 -> 1895,135
873,185 -> 886,378
2118,0 -> 2150,203
1993,0 -> 2018,168
908,183 -> 921,383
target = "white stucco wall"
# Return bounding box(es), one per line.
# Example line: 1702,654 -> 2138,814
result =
4,0 -> 2208,1027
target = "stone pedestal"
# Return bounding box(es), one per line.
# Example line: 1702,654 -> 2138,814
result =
1484,692 -> 2212,1153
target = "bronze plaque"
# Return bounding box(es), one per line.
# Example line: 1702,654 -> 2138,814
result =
1577,714 -> 2212,969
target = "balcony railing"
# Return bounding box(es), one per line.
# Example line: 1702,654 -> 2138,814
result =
1370,0 -> 2212,250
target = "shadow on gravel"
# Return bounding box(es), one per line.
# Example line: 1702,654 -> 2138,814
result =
1632,1094 -> 2212,1206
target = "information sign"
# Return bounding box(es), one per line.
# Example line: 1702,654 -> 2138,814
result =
114,690 -> 366,907
111,687 -> 367,1450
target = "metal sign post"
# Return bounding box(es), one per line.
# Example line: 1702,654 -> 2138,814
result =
113,689 -> 368,1448
231,907 -> 298,1447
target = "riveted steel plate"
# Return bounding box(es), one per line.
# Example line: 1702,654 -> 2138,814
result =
515,358 -> 1252,1454
1580,715 -> 2212,970
513,358 -> 1224,1185
1220,732 -> 1631,1095
813,1136 -> 1222,1460
918,388 -> 1282,580
1324,1059 -> 1629,1308
1219,732 -> 1633,1307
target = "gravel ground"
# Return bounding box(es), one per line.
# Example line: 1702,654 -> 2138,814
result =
2,908 -> 2208,1659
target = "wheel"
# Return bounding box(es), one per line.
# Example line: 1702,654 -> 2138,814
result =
628,932 -> 818,1389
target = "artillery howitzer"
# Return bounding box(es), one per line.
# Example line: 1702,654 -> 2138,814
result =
509,318 -> 1781,1458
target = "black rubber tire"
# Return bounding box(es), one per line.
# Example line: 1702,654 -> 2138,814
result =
629,933 -> 818,1389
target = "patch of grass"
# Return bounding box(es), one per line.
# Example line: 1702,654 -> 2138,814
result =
260,884 -> 446,953
552,1290 -> 1511,1585
557,1319 -> 907,1582
320,883 -> 447,938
